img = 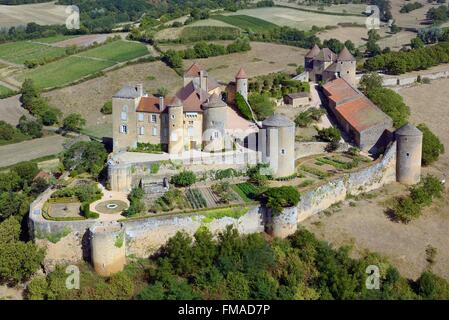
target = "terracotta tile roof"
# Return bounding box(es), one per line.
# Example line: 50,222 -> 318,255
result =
335,96 -> 390,132
184,62 -> 207,77
322,78 -> 359,105
175,81 -> 208,112
207,77 -> 221,92
235,67 -> 248,79
136,95 -> 176,113
305,44 -> 320,58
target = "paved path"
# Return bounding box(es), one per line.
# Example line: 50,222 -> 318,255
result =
0,135 -> 67,168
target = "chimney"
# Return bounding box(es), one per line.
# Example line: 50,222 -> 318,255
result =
135,84 -> 143,97
200,70 -> 207,92
159,96 -> 165,111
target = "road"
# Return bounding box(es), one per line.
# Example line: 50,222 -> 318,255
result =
0,135 -> 67,168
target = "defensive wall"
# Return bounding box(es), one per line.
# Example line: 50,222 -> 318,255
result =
29,142 -> 398,272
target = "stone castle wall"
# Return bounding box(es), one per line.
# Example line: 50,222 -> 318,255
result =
29,143 -> 397,269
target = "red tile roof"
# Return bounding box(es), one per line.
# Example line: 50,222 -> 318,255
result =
236,67 -> 248,79
322,78 -> 359,105
184,63 -> 204,77
305,44 -> 320,58
137,96 -> 176,113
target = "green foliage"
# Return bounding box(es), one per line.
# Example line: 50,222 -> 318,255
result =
115,232 -> 124,248
0,120 -> 29,145
417,123 -> 445,165
100,101 -> 112,114
186,188 -> 207,209
358,72 -> 383,94
417,271 -> 449,299
62,113 -> 86,132
215,168 -> 238,180
235,92 -> 253,120
0,171 -> 21,193
17,115 -> 42,139
62,141 -> 108,177
52,183 -> 102,203
130,142 -> 164,153
171,170 -> 196,187
317,127 -> 341,143
211,15 -> 278,32
400,2 -> 423,13
248,93 -> 275,121
179,26 -> 240,42
211,182 -> 236,204
151,189 -> 189,213
12,161 -> 38,187
247,163 -> 271,186
295,108 -> 324,127
123,187 -> 145,217
248,72 -> 310,98
262,186 -> 300,214
366,87 -> 410,128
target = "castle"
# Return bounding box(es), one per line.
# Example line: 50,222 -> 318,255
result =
112,63 -> 253,154
304,45 -> 357,87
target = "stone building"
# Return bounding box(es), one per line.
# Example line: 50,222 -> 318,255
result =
284,92 -> 310,108
304,45 -> 356,87
322,78 -> 393,153
395,123 -> 423,185
112,63 -> 250,153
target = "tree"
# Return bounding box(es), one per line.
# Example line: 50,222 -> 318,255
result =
62,113 -> 86,132
411,37 -> 425,49
157,87 -> 169,97
62,141 -> 108,177
17,115 -> 42,138
417,271 -> 449,299
359,72 -> 383,94
317,127 -> 341,143
170,171 -> 196,187
0,120 -> 16,141
417,123 -> 444,165
0,192 -> 30,222
100,101 -> 112,115
12,161 -> 38,187
248,93 -> 275,120
0,171 -> 21,193
366,87 -> 410,128
162,50 -> 183,69
41,108 -> 60,126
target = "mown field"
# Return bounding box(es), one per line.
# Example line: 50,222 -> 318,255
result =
16,40 -> 149,89
0,40 -> 66,65
211,15 -> 278,31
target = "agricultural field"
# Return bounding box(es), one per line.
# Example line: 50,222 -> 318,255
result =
0,40 -> 67,65
43,60 -> 183,127
0,2 -> 68,28
221,7 -> 367,30
211,15 -> 278,32
17,40 -> 149,89
274,1 -> 366,15
155,18 -> 237,40
232,182 -> 258,203
390,0 -> 434,29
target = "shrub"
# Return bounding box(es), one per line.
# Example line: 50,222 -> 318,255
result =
123,187 -> 145,217
317,127 -> 341,143
171,171 -> 196,187
62,113 -> 86,132
81,202 -> 99,219
101,101 -> 112,114
235,92 -> 253,120
366,87 -> 410,128
262,186 -> 300,215
295,108 -> 324,127
417,123 -> 444,166
62,141 -> 108,177
0,120 -> 16,140
393,196 -> 421,223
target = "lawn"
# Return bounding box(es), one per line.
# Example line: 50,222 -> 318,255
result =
0,84 -> 13,96
82,123 -> 113,139
0,40 -> 66,64
19,56 -> 114,89
211,15 -> 278,32
77,40 -> 149,63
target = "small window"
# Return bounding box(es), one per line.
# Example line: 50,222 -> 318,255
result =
214,131 -> 219,139
139,126 -> 144,135
151,114 -> 157,123
122,105 -> 128,112
406,152 -> 410,157
152,127 -> 157,136
138,113 -> 144,121
281,149 -> 286,155
188,126 -> 194,137
171,114 -> 175,119
121,112 -> 127,121
119,125 -> 128,134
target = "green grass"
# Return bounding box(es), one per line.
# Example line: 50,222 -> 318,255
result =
0,131 -> 30,147
0,84 -> 13,96
0,40 -> 66,65
179,26 -> 240,42
232,182 -> 259,203
77,40 -> 148,63
211,15 -> 278,32
201,206 -> 249,223
300,165 -> 330,179
81,123 -> 112,139
20,56 -> 113,89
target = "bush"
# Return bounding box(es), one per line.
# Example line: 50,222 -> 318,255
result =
417,123 -> 445,166
366,87 -> 410,128
262,186 -> 300,214
295,108 -> 324,127
62,113 -> 86,132
62,141 -> 108,177
248,93 -> 275,121
0,120 -> 16,140
17,116 -> 43,138
123,187 -> 145,217
317,127 -> 341,143
101,101 -> 112,114
81,202 -> 99,219
235,92 -> 253,120
171,171 -> 196,187
393,196 -> 421,223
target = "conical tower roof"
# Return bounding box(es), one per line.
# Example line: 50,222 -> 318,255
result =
337,46 -> 355,61
202,93 -> 227,108
262,113 -> 294,127
305,44 -> 320,58
396,123 -> 422,136
236,67 -> 248,79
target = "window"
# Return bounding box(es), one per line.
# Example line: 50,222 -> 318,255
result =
119,125 -> 128,134
188,126 -> 194,137
121,112 -> 127,121
151,114 -> 157,123
280,149 -> 286,155
122,105 -> 128,112
152,127 -> 157,136
214,131 -> 219,139
138,113 -> 144,121
139,126 -> 144,135
188,121 -> 194,125
171,114 -> 175,119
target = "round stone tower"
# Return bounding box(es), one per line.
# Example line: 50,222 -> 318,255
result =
235,67 -> 248,101
168,98 -> 184,154
262,114 -> 295,178
202,93 -> 228,151
395,123 -> 423,185
90,222 -> 126,277
336,46 -> 356,87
